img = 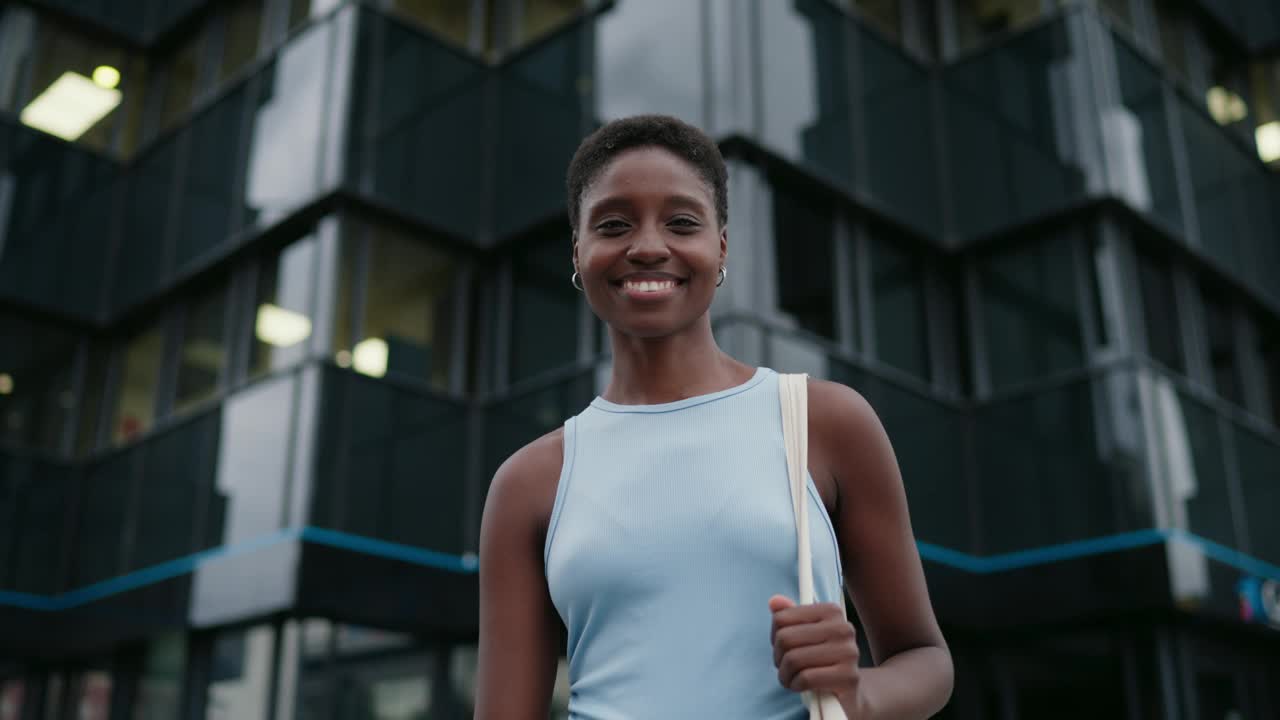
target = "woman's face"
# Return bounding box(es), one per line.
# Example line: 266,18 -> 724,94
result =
573,146 -> 726,339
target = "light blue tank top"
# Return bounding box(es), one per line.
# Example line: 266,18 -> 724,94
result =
544,367 -> 844,719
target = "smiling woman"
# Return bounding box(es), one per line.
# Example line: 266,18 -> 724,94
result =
476,115 -> 953,719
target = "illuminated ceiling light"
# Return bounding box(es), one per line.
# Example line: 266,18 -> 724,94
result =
19,71 -> 122,141
334,350 -> 352,368
1256,121 -> 1280,164
0,373 -> 12,395
353,338 -> 388,379
92,65 -> 120,89
1206,85 -> 1248,125
255,303 -> 312,348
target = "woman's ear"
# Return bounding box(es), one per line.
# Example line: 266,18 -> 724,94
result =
719,226 -> 728,267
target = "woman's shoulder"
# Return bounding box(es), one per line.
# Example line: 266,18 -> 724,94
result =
484,427 -> 566,537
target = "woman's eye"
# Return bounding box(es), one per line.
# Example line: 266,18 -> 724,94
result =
669,217 -> 700,229
597,220 -> 629,232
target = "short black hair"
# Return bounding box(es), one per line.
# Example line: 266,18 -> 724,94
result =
566,114 -> 728,233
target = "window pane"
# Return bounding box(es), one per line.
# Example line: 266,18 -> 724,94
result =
160,36 -> 202,131
387,0 -> 472,48
510,229 -> 578,384
289,0 -> 341,29
594,0 -> 703,126
111,325 -> 165,445
1259,319 -> 1280,423
522,0 -> 581,44
954,0 -> 1045,52
173,85 -> 250,272
1114,35 -> 1183,231
760,0 -> 854,187
772,184 -> 836,340
856,0 -> 902,43
1135,248 -> 1184,374
219,0 -> 264,82
176,283 -> 230,413
250,237 -> 317,378
205,625 -> 276,720
241,21 -> 332,229
16,17 -> 136,153
133,634 -> 185,720
979,232 -> 1085,389
871,236 -> 929,380
350,228 -> 461,390
0,314 -> 76,454
1200,284 -> 1242,405
1153,0 -> 1188,83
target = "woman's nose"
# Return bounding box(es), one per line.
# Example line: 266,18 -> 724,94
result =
626,226 -> 670,263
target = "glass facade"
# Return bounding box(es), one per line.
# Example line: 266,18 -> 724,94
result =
2,1 -> 1280,718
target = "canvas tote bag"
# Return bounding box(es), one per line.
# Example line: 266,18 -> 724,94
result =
778,373 -> 849,720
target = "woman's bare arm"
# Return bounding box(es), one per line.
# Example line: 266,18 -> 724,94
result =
475,430 -> 565,719
810,379 -> 954,719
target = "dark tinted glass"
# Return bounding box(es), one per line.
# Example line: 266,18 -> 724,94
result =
1136,247 -> 1184,374
173,87 -> 249,274
74,450 -> 136,586
0,314 -> 77,454
116,138 -> 179,313
175,281 -> 230,413
1200,284 -> 1242,405
871,236 -> 929,380
510,229 -> 579,384
772,184 -> 836,340
980,232 -> 1086,389
1114,35 -> 1183,231
249,237 -> 317,379
760,0 -> 854,187
1178,392 -> 1238,549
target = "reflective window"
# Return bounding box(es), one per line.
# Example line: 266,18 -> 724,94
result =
760,0 -> 854,186
855,0 -> 902,43
8,14 -> 141,154
160,35 -> 203,131
134,411 -> 219,569
954,0 -> 1045,52
1200,283 -> 1242,405
521,0 -> 582,44
1114,35 -> 1182,231
174,86 -> 250,272
511,229 -> 578,384
0,314 -> 76,454
595,0 -> 703,126
133,634 -> 186,720
859,23 -> 938,232
1153,0 -> 1188,83
1251,60 -> 1280,167
249,237 -> 317,379
871,236 -> 930,380
175,281 -> 230,414
205,625 -> 276,720
290,0 -> 342,30
76,450 -> 135,585
1257,318 -> 1280,424
350,228 -> 462,389
241,21 -> 333,229
111,324 -> 166,445
1135,247 -> 1185,374
218,0 -> 265,83
1099,0 -> 1132,32
388,0 -> 473,48
979,232 -> 1085,390
772,183 -> 836,340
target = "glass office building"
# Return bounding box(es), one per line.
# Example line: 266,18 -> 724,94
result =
1,0 -> 1279,716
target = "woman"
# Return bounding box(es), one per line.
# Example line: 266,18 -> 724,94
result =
477,115 -> 952,719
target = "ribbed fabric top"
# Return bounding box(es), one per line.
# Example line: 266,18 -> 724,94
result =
545,367 -> 844,719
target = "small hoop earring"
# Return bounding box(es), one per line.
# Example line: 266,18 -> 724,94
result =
571,271 -> 584,291
716,266 -> 727,287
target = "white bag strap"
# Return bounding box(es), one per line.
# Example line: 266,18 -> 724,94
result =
779,373 -> 848,720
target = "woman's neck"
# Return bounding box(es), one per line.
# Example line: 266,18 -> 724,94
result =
601,320 -> 755,405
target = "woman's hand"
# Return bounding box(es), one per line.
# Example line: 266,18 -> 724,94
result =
769,595 -> 871,718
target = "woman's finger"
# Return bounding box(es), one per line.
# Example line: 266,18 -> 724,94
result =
777,641 -> 860,688
772,620 -> 856,667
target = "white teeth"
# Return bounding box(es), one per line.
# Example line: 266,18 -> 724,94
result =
625,279 -> 676,292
